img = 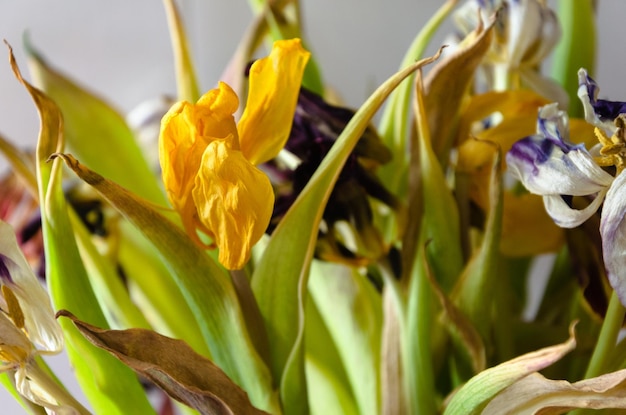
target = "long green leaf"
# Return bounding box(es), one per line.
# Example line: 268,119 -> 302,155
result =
162,0 -> 200,102
304,293 -> 359,415
378,0 -> 458,194
251,49 -> 444,415
453,147 -> 503,341
308,261 -> 382,415
7,42 -> 156,415
51,153 -> 280,414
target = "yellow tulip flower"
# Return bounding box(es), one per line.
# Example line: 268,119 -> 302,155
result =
159,39 -> 310,269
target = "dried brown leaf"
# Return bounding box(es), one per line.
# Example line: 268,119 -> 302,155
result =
57,310 -> 269,415
483,369 -> 626,414
423,16 -> 494,162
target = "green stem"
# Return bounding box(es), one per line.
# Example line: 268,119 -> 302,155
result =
584,290 -> 625,379
25,360 -> 92,415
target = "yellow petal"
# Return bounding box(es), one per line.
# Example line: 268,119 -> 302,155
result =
500,193 -> 564,256
238,39 -> 310,165
193,139 -> 274,269
159,83 -> 241,242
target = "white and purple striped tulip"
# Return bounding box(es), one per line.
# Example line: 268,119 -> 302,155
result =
508,99 -> 626,306
506,103 -> 614,228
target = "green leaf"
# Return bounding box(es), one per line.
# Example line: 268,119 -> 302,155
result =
550,0 -> 596,118
251,49 -> 444,415
378,0 -> 458,194
7,41 -> 156,415
305,296 -> 359,415
453,145 -> 503,341
59,311 -> 270,415
51,153 -> 280,414
69,210 -> 152,331
163,0 -> 201,102
115,221 -> 211,358
25,40 -> 166,206
411,71 -> 463,292
443,325 -> 577,415
308,261 -> 382,415
404,249 -> 437,415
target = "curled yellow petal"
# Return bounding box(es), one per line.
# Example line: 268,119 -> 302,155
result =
238,38 -> 310,165
193,139 -> 274,270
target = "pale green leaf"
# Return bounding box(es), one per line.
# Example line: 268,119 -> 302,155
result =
483,370 -> 626,414
163,0 -> 200,102
305,295 -> 359,415
7,41 -> 157,415
453,146 -> 503,341
251,49 -> 444,415
51,153 -> 280,414
378,0 -> 458,194
443,325 -> 577,415
308,261 -> 382,415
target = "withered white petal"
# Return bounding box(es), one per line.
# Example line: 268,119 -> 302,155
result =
600,170 -> 626,306
0,221 -> 63,353
543,189 -> 607,229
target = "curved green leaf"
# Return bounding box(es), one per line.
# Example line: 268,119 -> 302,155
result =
8,41 -> 156,415
163,0 -> 200,102
308,261 -> 382,415
251,49 -> 444,415
51,153 -> 280,414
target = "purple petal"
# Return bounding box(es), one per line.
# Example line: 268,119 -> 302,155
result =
600,170 -> 626,306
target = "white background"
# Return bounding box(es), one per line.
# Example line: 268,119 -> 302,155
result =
1,0 -> 625,413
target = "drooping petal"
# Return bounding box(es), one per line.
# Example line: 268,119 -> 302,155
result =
578,68 -> 626,132
543,190 -> 608,228
506,104 -> 614,196
238,39 -> 310,165
599,170 -> 626,306
0,221 -> 63,353
193,139 -> 274,270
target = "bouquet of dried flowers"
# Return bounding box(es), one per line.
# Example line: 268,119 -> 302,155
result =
2,0 -> 625,414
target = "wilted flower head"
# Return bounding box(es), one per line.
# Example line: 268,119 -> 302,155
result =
452,0 -> 565,104
507,70 -> 626,305
0,219 -> 67,411
159,39 -> 310,270
266,88 -> 400,266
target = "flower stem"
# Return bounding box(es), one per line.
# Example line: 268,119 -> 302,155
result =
25,360 -> 93,415
584,290 -> 625,379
